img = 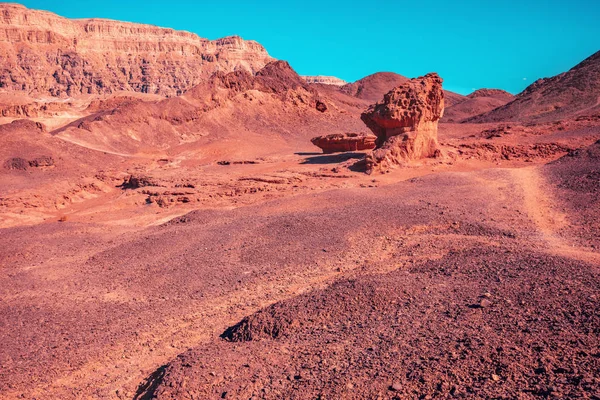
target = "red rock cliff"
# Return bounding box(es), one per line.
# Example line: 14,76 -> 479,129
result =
0,4 -> 273,96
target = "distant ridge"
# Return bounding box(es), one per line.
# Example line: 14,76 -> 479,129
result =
340,72 -> 466,107
442,88 -> 514,122
302,76 -> 347,86
467,50 -> 600,123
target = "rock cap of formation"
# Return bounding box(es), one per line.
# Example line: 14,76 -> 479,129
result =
311,133 -> 377,154
360,73 -> 444,173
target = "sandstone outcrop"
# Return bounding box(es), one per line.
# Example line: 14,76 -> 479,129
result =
361,73 -> 444,173
311,133 -> 377,153
0,4 -> 273,97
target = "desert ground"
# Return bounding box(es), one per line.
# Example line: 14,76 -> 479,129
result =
0,4 -> 599,400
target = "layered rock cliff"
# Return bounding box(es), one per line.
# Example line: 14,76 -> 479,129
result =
0,4 -> 273,96
361,73 -> 444,173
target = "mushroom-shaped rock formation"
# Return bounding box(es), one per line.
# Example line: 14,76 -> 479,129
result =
311,133 -> 377,154
360,73 -> 444,173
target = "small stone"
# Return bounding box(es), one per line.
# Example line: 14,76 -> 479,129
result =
480,299 -> 492,308
483,292 -> 492,298
492,374 -> 500,381
390,382 -> 402,391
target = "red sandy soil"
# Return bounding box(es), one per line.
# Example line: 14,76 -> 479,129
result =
1,116 -> 599,399
0,8 -> 599,398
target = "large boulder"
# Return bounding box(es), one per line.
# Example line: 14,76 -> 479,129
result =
311,133 -> 377,154
361,73 -> 444,173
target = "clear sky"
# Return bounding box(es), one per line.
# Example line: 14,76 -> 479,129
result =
16,0 -> 600,95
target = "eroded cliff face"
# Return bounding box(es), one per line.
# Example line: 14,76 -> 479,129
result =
0,4 -> 273,96
361,73 -> 444,173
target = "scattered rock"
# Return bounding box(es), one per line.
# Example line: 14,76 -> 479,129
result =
122,175 -> 163,189
28,156 -> 55,168
315,100 -> 327,112
3,157 -> 28,171
3,155 -> 55,170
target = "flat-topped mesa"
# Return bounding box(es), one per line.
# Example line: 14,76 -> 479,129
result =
311,133 -> 377,154
360,73 -> 444,173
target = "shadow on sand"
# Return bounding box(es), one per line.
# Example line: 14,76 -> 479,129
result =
133,365 -> 167,400
300,152 -> 366,165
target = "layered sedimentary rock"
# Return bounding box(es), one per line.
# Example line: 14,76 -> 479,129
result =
0,4 -> 273,96
361,73 -> 444,173
311,133 -> 377,153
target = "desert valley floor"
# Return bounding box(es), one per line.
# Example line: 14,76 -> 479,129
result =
0,3 -> 599,400
2,118 -> 599,399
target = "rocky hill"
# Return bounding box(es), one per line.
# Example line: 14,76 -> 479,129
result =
340,71 -> 465,107
340,72 -> 409,102
0,3 -> 273,96
467,89 -> 514,100
468,50 -> 600,123
442,88 -> 514,122
47,61 -> 366,157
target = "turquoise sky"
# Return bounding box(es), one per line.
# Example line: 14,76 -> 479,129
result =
17,0 -> 600,95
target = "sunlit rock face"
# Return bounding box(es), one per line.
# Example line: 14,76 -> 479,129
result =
361,73 -> 444,173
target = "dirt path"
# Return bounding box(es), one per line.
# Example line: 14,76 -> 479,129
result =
510,167 -> 600,264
